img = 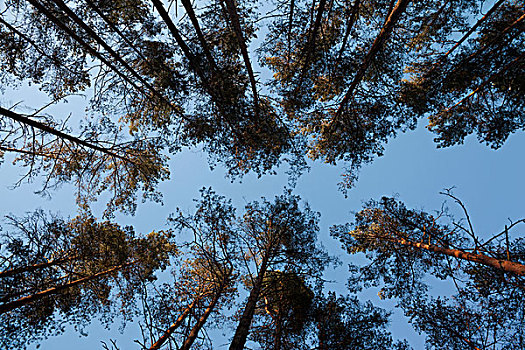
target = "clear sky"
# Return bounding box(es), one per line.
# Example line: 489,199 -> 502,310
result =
2,84 -> 524,349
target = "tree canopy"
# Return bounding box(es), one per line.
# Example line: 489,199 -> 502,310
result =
0,0 -> 523,348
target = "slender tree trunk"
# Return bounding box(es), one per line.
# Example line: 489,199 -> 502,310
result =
180,0 -> 217,71
273,310 -> 283,350
385,237 -> 525,276
222,0 -> 260,114
335,0 -> 411,117
49,0 -> 173,109
0,262 -> 133,314
423,0 -> 506,77
295,0 -> 327,89
0,256 -> 76,279
229,253 -> 271,350
84,0 -> 149,64
151,0 -> 206,81
179,283 -> 227,350
335,0 -> 361,64
149,298 -> 198,350
434,51 -> 525,117
0,16 -> 76,75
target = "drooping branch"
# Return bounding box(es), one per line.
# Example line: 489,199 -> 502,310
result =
0,106 -> 129,162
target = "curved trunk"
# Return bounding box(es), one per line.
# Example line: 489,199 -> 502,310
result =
229,253 -> 271,350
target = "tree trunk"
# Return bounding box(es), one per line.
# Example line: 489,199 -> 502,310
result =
387,237 -> 525,276
222,0 -> 260,113
296,0 -> 327,87
150,0 -> 206,82
179,283 -> 226,350
149,298 -> 198,350
335,0 -> 410,116
229,253 -> 271,350
0,262 -> 133,314
0,256 -> 76,279
180,0 -> 217,71
336,0 -> 361,64
273,309 -> 283,350
49,0 -> 172,108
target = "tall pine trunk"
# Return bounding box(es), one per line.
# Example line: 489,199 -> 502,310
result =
179,282 -> 227,350
149,298 -> 198,350
229,253 -> 270,350
335,0 -> 411,116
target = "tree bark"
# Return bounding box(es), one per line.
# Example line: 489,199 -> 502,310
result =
0,262 -> 133,314
149,298 -> 198,350
0,256 -> 75,279
179,283 -> 227,350
229,252 -> 271,350
180,0 -> 217,71
386,237 -> 525,276
222,0 -> 260,114
334,0 -> 411,117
